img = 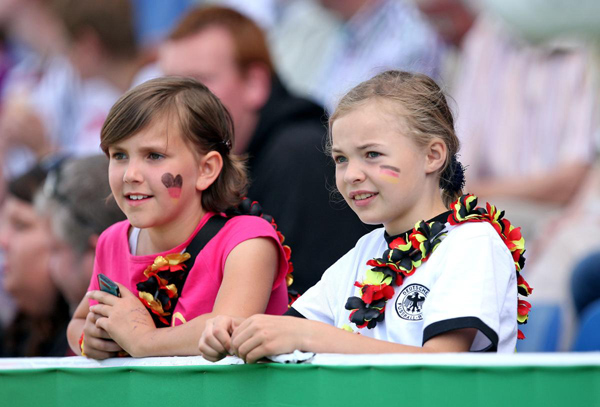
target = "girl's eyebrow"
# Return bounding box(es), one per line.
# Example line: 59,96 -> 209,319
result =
357,143 -> 383,151
138,144 -> 167,154
331,142 -> 383,154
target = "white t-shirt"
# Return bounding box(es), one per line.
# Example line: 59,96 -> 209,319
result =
292,221 -> 518,352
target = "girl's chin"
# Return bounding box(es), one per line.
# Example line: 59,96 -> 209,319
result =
356,216 -> 384,227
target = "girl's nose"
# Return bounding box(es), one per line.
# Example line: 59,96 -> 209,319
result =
343,161 -> 365,184
122,161 -> 143,184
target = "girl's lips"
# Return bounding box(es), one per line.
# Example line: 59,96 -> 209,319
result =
351,192 -> 378,207
125,195 -> 152,207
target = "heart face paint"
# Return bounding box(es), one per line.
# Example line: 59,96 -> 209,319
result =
162,173 -> 183,198
379,165 -> 400,183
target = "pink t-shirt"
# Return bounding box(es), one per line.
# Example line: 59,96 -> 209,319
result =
88,212 -> 289,325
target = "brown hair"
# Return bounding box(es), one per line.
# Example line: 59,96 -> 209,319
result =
169,5 -> 274,76
36,155 -> 126,255
101,76 -> 248,213
52,0 -> 138,58
329,70 -> 462,207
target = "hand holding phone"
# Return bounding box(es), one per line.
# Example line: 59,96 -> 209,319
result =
98,273 -> 121,297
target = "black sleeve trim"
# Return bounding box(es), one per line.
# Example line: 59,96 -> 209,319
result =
422,316 -> 499,352
284,307 -> 307,319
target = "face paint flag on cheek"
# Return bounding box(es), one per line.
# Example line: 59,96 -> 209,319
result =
162,173 -> 183,199
379,165 -> 400,184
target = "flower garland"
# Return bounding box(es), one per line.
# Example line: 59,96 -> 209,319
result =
136,198 -> 296,327
345,194 -> 533,340
137,253 -> 190,326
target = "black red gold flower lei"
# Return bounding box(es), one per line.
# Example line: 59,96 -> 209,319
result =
137,253 -> 191,327
448,194 -> 532,339
136,198 -> 298,327
345,194 -> 533,340
345,220 -> 447,329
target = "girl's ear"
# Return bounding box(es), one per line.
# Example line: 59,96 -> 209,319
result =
196,151 -> 224,192
425,138 -> 447,174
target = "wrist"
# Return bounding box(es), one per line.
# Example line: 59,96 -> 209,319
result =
297,318 -> 316,353
128,324 -> 158,357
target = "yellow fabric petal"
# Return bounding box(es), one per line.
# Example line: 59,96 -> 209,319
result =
152,256 -> 168,268
138,291 -> 169,316
165,252 -> 191,265
364,268 -> 392,285
165,283 -> 178,296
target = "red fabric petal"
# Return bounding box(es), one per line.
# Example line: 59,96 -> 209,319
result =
382,285 -> 395,300
389,237 -> 407,248
283,245 -> 292,260
362,286 -> 375,304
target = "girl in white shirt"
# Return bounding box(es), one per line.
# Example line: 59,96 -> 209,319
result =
198,70 -> 532,362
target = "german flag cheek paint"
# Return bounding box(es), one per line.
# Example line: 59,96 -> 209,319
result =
161,173 -> 183,199
379,165 -> 400,183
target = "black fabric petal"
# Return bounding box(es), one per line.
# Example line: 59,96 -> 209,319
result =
345,296 -> 365,310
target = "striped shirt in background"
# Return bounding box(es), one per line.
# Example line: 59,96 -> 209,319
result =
309,0 -> 446,112
219,0 -> 445,112
453,15 -> 599,180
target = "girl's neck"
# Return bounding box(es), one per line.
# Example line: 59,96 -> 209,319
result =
384,191 -> 448,236
136,207 -> 208,255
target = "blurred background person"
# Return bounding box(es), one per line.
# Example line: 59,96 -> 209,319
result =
0,0 -> 69,199
0,157 -> 71,357
36,155 -> 125,314
450,0 -> 600,351
159,6 -> 370,295
0,0 -> 157,183
217,0 -> 446,111
26,0 -> 149,157
306,0 -> 445,110
0,0 -> 145,335
453,12 -> 598,242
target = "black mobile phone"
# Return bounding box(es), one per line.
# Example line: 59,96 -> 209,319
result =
98,273 -> 121,297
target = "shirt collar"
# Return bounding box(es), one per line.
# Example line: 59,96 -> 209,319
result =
383,210 -> 451,245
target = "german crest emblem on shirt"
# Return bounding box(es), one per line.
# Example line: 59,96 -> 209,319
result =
395,284 -> 429,321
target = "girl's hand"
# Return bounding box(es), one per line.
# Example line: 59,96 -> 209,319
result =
198,315 -> 244,362
231,315 -> 306,363
87,284 -> 156,357
81,310 -> 124,360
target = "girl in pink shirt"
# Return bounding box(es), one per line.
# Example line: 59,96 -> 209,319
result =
67,77 -> 289,359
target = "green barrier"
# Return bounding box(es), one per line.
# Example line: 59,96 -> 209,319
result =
2,363 -> 600,407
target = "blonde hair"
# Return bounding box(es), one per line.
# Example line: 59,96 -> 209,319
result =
329,70 -> 462,207
101,76 -> 247,212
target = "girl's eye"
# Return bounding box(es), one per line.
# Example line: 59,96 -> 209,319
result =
366,151 -> 381,159
333,155 -> 347,164
111,152 -> 127,160
148,152 -> 164,160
